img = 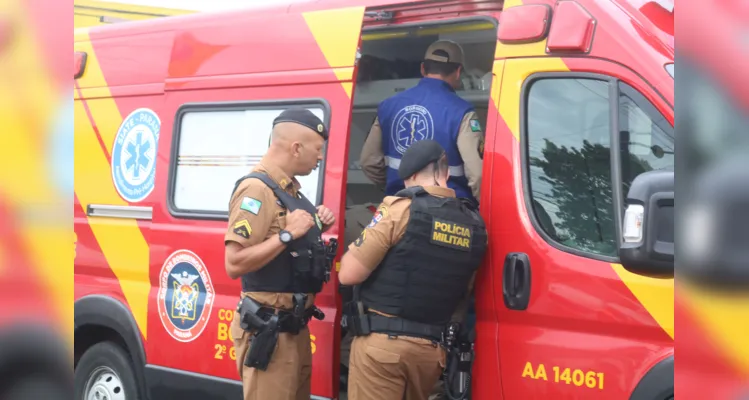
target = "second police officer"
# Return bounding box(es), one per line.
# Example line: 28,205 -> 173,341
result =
339,139 -> 489,400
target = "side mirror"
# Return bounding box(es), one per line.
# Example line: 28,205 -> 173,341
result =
618,170 -> 674,277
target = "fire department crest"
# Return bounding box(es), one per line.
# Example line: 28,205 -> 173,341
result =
157,249 -> 215,343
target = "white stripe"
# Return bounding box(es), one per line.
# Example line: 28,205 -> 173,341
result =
384,156 -> 465,177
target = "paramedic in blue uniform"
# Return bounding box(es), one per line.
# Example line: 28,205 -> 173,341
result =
359,39 -> 485,204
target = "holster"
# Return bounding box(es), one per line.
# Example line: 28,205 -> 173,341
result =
244,314 -> 280,371
342,300 -> 370,336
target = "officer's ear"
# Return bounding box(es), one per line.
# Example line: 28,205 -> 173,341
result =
420,62 -> 426,77
291,141 -> 303,158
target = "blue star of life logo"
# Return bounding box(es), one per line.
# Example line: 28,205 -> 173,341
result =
391,105 -> 434,155
111,108 -> 161,203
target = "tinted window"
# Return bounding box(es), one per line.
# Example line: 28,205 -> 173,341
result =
618,82 -> 675,197
526,78 -> 617,257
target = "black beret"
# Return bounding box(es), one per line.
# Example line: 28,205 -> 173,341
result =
273,108 -> 328,139
398,139 -> 446,180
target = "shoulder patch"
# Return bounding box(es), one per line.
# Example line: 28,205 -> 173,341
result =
233,220 -> 252,239
353,230 -> 366,247
366,204 -> 390,229
470,119 -> 482,133
240,197 -> 262,215
430,217 -> 472,251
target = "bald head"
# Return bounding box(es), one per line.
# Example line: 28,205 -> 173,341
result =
268,122 -> 325,177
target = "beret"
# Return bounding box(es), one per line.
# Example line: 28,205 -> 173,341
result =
398,139 -> 446,180
273,108 -> 328,139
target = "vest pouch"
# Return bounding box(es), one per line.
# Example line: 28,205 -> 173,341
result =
310,241 -> 331,283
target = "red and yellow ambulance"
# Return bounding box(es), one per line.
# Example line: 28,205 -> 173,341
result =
73,0 -> 678,398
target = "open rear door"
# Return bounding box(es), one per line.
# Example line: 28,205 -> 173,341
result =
148,5 -> 366,400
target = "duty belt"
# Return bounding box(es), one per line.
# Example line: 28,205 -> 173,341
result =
255,305 -> 323,334
368,314 -> 444,342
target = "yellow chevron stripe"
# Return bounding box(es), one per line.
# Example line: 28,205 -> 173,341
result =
75,33 -> 150,339
0,0 -> 74,346
302,6 -> 365,99
679,281 -> 749,375
611,264 -> 674,339
498,58 -> 569,141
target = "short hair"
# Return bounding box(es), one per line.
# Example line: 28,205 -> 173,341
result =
422,154 -> 449,177
423,59 -> 461,76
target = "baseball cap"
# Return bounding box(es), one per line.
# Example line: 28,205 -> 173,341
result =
398,139 -> 446,180
423,40 -> 465,65
272,108 -> 328,139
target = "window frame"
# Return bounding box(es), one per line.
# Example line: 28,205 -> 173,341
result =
519,72 -> 622,263
167,98 -> 332,221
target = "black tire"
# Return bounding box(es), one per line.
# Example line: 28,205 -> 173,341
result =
74,341 -> 140,400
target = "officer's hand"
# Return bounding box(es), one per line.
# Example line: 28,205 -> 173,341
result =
285,209 -> 315,239
316,205 -> 336,229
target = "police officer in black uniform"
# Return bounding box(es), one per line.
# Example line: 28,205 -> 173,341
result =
225,108 -> 338,400
338,139 -> 488,400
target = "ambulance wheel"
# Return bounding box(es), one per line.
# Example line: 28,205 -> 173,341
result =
75,341 -> 140,400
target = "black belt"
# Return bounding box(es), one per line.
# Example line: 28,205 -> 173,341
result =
256,306 -> 317,334
368,314 -> 444,342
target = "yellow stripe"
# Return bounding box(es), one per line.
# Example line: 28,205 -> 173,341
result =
498,58 -> 569,141
611,264 -> 674,339
302,6 -> 365,99
0,0 -> 73,346
679,281 -> 749,375
74,33 -> 150,339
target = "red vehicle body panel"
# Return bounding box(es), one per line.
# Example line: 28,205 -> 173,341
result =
73,1 -> 683,399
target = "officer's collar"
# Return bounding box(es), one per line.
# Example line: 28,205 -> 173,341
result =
256,161 -> 301,192
419,77 -> 456,93
423,185 -> 456,198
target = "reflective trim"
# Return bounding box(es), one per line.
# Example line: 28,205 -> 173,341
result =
384,156 -> 465,177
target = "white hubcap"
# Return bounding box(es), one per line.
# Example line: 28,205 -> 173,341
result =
84,366 -> 125,400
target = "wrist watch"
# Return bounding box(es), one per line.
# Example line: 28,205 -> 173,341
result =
279,230 -> 293,244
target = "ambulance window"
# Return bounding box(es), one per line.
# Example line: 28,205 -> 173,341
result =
169,103 -> 328,218
526,78 -> 618,258
618,82 -> 674,198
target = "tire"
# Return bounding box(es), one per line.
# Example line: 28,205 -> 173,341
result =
74,341 -> 140,400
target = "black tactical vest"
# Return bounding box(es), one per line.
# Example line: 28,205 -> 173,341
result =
230,172 -> 327,294
360,187 -> 488,325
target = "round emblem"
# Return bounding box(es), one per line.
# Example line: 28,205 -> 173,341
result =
157,249 -> 215,343
111,108 -> 161,203
317,124 -> 324,133
390,105 -> 435,155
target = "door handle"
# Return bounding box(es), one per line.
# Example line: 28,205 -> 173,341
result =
502,252 -> 531,310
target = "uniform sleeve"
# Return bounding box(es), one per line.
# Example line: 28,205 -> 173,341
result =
359,117 -> 387,188
225,180 -> 275,247
457,111 -> 485,200
345,201 -> 397,270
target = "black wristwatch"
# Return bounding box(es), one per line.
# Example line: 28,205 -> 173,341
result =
279,230 -> 293,244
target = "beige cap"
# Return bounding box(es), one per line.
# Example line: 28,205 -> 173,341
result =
423,40 -> 464,64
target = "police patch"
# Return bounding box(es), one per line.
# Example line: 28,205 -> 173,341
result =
233,220 -> 252,239
240,197 -> 262,215
367,205 -> 389,229
157,250 -> 215,343
430,217 -> 472,251
470,119 -> 482,133
354,230 -> 366,247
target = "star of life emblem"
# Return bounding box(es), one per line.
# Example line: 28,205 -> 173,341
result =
390,105 -> 435,155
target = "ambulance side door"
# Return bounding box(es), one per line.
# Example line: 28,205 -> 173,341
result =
489,57 -> 674,399
146,6 -> 366,400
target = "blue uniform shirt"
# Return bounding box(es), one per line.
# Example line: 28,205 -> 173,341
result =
377,77 -> 476,202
